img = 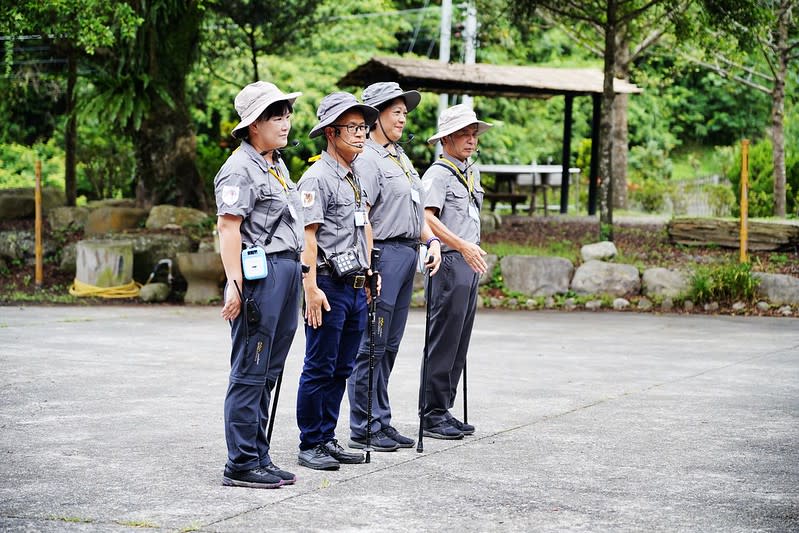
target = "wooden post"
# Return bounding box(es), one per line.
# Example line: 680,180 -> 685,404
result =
740,139 -> 749,263
560,94 -> 574,214
34,160 -> 43,288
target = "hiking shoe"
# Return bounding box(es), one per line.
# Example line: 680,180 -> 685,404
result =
423,421 -> 464,440
349,430 -> 399,451
298,444 -> 340,471
447,417 -> 475,435
324,439 -> 365,464
382,426 -> 415,448
262,461 -> 297,485
222,466 -> 283,489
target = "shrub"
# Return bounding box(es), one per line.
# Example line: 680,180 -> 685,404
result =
726,138 -> 799,217
687,262 -> 760,304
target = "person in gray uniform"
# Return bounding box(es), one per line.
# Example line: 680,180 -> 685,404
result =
295,92 -> 380,470
215,81 -> 304,488
420,103 -> 492,439
347,82 -> 442,452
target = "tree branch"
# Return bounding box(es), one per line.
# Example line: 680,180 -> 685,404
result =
617,0 -> 663,26
683,55 -> 773,94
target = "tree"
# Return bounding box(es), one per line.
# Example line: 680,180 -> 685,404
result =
685,0 -> 797,217
0,1 -> 140,205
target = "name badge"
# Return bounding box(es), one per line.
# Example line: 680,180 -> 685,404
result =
468,204 -> 480,221
288,204 -> 297,221
411,188 -> 421,204
354,210 -> 367,227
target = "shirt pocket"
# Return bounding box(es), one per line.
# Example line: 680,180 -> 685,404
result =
448,182 -> 472,216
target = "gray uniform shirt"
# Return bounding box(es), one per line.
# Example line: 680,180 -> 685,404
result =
214,141 -> 304,253
353,139 -> 424,241
421,153 -> 484,252
298,151 -> 370,271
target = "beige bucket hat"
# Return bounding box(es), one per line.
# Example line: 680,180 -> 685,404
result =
231,81 -> 301,139
427,103 -> 492,144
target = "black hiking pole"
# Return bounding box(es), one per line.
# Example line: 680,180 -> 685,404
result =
417,256 -> 435,453
462,360 -> 468,424
266,369 -> 283,445
365,247 -> 381,464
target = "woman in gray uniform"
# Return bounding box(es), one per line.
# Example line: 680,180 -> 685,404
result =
214,81 -> 304,489
347,82 -> 442,451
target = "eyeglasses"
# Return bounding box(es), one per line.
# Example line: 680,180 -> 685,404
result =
332,123 -> 370,134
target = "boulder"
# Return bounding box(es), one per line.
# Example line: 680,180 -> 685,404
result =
85,207 -> 149,235
0,187 -> 65,221
571,260 -> 641,297
0,230 -> 57,263
104,233 -> 195,283
580,241 -> 617,262
139,282 -> 170,303
60,243 -> 77,274
479,254 -> 499,286
145,204 -> 211,230
642,268 -> 690,299
48,206 -> 91,231
500,255 -> 574,296
613,298 -> 630,310
753,272 -> 799,306
480,211 -> 501,234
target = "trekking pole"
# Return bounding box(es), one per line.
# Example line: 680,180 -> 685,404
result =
266,369 -> 283,445
417,256 -> 435,453
462,360 -> 468,424
365,248 -> 381,464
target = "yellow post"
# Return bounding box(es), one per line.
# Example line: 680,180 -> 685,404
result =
739,140 -> 749,263
34,160 -> 43,287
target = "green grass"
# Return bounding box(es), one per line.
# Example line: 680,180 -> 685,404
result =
482,241 -> 580,261
671,144 -> 725,180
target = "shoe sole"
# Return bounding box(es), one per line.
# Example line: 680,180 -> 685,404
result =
422,429 -> 464,440
297,457 -> 340,471
393,441 -> 416,448
348,439 -> 399,452
222,476 -> 282,489
330,455 -> 365,464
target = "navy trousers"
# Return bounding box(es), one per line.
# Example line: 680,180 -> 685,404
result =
348,242 -> 417,437
296,275 -> 367,450
224,256 -> 301,471
421,251 -> 479,426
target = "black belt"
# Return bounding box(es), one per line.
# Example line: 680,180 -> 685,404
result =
271,250 -> 300,261
317,268 -> 367,289
374,237 -> 419,249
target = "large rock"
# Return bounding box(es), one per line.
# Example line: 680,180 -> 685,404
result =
0,230 -> 57,263
60,242 -> 78,274
571,260 -> 641,297
48,206 -> 91,231
479,254 -> 499,286
500,255 -> 574,296
85,207 -> 149,235
145,204 -> 211,230
480,211 -> 501,234
642,267 -> 690,298
0,187 -> 65,220
754,272 -> 799,305
581,241 -> 618,262
105,233 -> 195,283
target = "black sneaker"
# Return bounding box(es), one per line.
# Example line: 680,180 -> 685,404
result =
447,417 -> 475,435
298,444 -> 340,471
382,426 -> 415,448
262,461 -> 297,485
349,430 -> 399,451
423,420 -> 464,440
324,439 -> 365,464
222,466 -> 282,489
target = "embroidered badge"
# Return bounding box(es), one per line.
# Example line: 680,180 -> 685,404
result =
221,185 -> 240,206
301,190 -> 316,207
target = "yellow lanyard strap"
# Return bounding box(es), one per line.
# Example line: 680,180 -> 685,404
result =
437,156 -> 474,194
387,151 -> 414,185
268,167 -> 288,191
344,173 -> 362,206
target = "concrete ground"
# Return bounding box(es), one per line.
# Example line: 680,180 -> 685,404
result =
0,306 -> 797,532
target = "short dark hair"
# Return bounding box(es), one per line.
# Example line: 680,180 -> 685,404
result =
238,101 -> 294,141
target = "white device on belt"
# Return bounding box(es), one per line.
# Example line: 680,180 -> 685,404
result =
242,246 -> 268,280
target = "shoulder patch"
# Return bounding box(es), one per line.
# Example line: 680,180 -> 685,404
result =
221,185 -> 240,206
301,190 -> 316,207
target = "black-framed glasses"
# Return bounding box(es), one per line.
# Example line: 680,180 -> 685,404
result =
332,123 -> 370,134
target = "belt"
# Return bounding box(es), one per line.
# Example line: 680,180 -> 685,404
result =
374,237 -> 419,249
317,268 -> 367,289
270,250 -> 300,261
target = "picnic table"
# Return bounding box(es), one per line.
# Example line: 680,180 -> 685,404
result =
480,164 -> 582,215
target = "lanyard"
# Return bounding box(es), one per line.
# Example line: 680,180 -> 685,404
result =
437,156 -> 473,194
386,150 -> 414,185
268,167 -> 288,191
343,173 -> 362,207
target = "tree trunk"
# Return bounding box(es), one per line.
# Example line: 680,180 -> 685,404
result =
65,52 -> 77,207
135,98 -> 207,210
612,31 -> 630,210
599,0 -> 617,241
249,29 -> 259,83
771,7 -> 789,218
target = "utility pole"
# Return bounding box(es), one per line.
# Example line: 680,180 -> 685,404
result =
461,1 -> 477,108
436,0 -> 452,158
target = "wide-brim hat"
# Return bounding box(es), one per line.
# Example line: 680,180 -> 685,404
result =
427,103 -> 492,144
309,92 -> 379,139
362,82 -> 421,113
231,81 -> 301,139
